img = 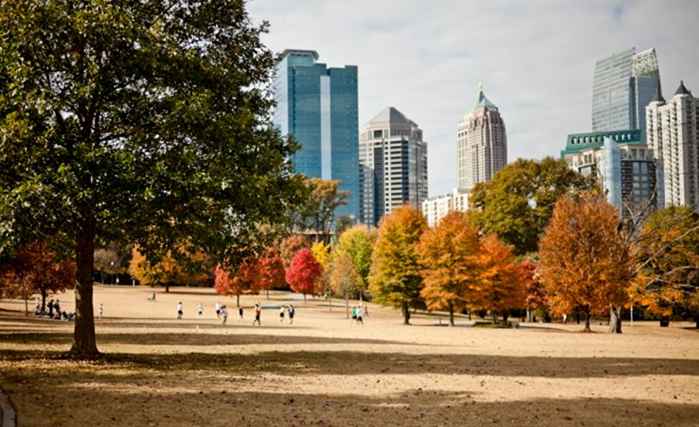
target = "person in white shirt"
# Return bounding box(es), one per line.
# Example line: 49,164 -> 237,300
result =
176,302 -> 183,320
215,302 -> 221,319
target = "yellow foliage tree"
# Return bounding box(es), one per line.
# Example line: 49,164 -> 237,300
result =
129,246 -> 209,292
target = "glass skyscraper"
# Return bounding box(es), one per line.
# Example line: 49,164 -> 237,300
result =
273,50 -> 359,220
592,48 -> 660,140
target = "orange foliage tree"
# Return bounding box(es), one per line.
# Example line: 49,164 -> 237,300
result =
214,260 -> 259,307
0,241 -> 76,315
417,212 -> 480,325
539,193 -> 635,332
471,235 -> 527,323
285,248 -> 322,302
522,258 -> 547,321
256,248 -> 286,298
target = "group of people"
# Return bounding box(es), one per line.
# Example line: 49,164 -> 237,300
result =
278,304 -> 296,324
34,298 -> 75,321
351,305 -> 367,324
174,301 -> 274,326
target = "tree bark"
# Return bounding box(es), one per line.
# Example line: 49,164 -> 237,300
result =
402,301 -> 410,325
41,289 -> 47,311
448,301 -> 454,326
236,294 -> 240,308
165,283 -> 170,293
609,305 -> 623,334
70,220 -> 99,358
345,295 -> 349,318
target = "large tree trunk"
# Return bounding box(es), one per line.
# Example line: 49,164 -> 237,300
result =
70,221 -> 99,358
583,310 -> 591,332
303,293 -> 307,303
236,294 -> 240,308
345,295 -> 349,318
41,289 -> 47,311
609,305 -> 623,334
165,283 -> 170,293
402,301 -> 410,325
448,301 -> 454,326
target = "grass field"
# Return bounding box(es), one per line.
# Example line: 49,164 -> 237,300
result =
1,285 -> 698,426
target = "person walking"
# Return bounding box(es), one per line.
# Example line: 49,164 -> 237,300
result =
220,305 -> 228,325
47,299 -> 54,317
197,303 -> 204,318
288,305 -> 295,325
253,304 -> 262,326
238,306 -> 244,320
279,306 -> 285,324
356,305 -> 364,325
176,302 -> 183,320
53,299 -> 61,319
215,302 -> 221,319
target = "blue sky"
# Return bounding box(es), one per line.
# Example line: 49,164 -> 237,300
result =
248,0 -> 698,196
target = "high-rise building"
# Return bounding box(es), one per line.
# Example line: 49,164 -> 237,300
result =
359,107 -> 428,226
273,49 -> 359,220
562,129 -> 657,214
592,48 -> 660,138
646,81 -> 699,211
457,87 -> 507,191
421,190 -> 469,228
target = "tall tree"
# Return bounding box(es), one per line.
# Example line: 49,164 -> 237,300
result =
285,248 -> 322,302
522,258 -> 547,322
539,193 -> 635,332
634,206 -> 699,326
369,205 -> 427,325
472,235 -> 527,324
0,241 -> 76,314
297,178 -> 349,241
469,158 -> 595,254
311,241 -> 331,297
213,261 -> 258,308
334,225 -> 376,300
329,252 -> 361,318
417,212 -> 480,326
256,247 -> 286,298
0,1 -> 303,357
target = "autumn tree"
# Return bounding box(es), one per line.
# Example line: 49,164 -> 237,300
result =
129,246 -> 209,292
329,253 -> 361,317
634,207 -> 699,326
256,248 -> 286,298
311,241 -> 332,300
470,158 -> 596,254
0,1 -> 304,357
296,178 -> 349,242
214,261 -> 258,307
521,258 -> 547,322
471,235 -> 527,324
539,193 -> 635,332
285,248 -> 322,302
334,226 -> 376,300
417,212 -> 480,325
369,205 -> 427,325
279,235 -> 309,269
0,241 -> 76,314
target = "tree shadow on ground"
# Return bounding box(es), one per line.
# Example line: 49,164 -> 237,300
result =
1,347 -> 698,378
6,380 -> 699,427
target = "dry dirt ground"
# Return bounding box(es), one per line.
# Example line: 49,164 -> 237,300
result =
1,285 -> 698,427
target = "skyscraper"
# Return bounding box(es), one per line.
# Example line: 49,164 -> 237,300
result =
592,48 -> 660,138
273,50 -> 359,220
457,86 -> 507,191
646,81 -> 699,211
359,107 -> 428,226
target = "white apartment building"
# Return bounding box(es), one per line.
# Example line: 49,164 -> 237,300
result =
421,189 -> 469,228
646,81 -> 699,211
359,107 -> 428,226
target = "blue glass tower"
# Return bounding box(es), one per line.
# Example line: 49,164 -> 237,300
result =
273,50 -> 359,221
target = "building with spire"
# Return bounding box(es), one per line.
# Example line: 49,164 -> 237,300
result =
273,49 -> 359,220
359,107 -> 428,226
592,48 -> 660,140
456,85 -> 507,191
646,81 -> 699,211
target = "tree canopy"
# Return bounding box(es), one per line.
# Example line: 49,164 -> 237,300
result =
469,157 -> 595,255
334,225 -> 376,297
369,205 -> 427,324
0,1 -> 304,357
285,248 -> 322,301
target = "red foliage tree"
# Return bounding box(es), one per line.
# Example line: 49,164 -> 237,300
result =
0,241 -> 76,315
285,248 -> 321,302
214,260 -> 258,307
257,248 -> 286,297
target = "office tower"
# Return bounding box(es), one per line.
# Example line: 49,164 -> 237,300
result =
457,86 -> 507,191
592,48 -> 660,138
562,129 -> 657,214
421,189 -> 469,228
646,81 -> 699,211
273,49 -> 359,220
359,107 -> 428,226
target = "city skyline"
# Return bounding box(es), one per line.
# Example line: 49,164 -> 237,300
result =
249,1 -> 698,196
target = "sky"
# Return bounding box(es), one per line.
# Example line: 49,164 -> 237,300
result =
248,0 -> 698,197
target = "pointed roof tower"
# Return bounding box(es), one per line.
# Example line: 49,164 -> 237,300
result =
473,83 -> 498,111
369,106 -> 412,125
651,80 -> 665,104
675,80 -> 691,96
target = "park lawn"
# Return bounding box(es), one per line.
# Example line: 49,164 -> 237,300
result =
1,285 -> 699,426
